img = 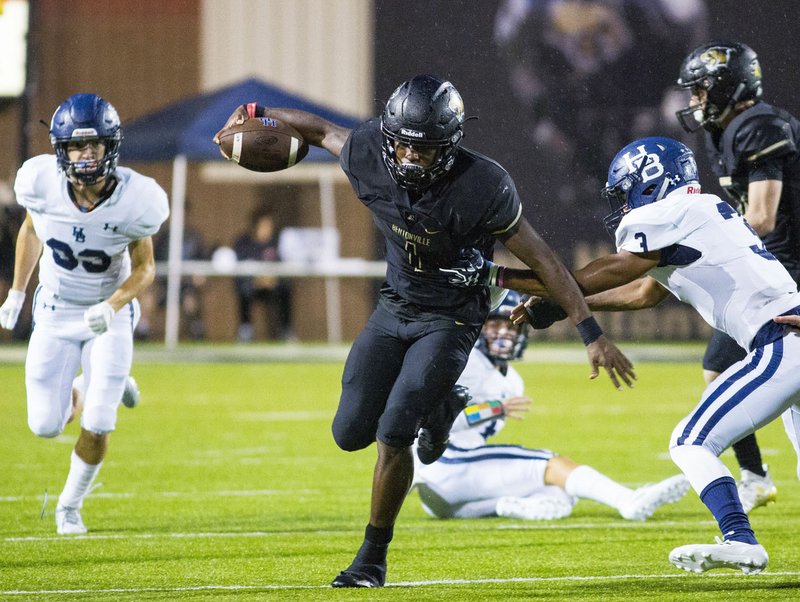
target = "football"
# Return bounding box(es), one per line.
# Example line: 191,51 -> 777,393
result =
217,117 -> 309,172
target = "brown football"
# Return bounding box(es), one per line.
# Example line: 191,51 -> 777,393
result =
217,117 -> 309,172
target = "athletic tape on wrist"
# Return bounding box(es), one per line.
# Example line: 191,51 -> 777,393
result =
464,400 -> 505,425
576,316 -> 603,346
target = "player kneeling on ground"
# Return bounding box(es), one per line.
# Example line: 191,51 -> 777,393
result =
412,291 -> 689,522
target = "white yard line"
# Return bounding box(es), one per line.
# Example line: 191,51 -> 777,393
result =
3,571 -> 800,595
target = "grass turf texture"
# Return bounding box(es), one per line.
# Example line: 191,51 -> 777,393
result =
1,355 -> 799,600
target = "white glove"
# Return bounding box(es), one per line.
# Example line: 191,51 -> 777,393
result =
0,289 -> 25,330
84,301 -> 116,335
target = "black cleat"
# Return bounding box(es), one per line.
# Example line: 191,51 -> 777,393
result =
331,565 -> 385,588
417,385 -> 471,465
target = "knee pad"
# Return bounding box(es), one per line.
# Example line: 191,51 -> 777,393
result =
331,421 -> 372,452
81,405 -> 117,435
28,415 -> 63,439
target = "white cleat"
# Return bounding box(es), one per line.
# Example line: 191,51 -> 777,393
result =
121,376 -> 140,409
619,474 -> 691,521
669,538 -> 768,574
496,495 -> 574,520
738,465 -> 777,514
56,505 -> 87,535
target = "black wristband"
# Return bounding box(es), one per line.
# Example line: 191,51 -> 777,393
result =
576,316 -> 603,346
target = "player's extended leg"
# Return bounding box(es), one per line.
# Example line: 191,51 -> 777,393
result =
331,441 -> 413,588
703,330 -> 776,512
667,334 -> 800,574
331,310 -> 477,587
542,455 -> 688,521
57,306 -> 136,535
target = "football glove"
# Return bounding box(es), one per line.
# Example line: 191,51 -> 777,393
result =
525,298 -> 568,329
0,289 -> 25,330
84,301 -> 116,335
440,248 -> 500,287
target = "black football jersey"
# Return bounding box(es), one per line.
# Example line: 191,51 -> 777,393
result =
704,102 -> 800,280
340,119 -> 523,324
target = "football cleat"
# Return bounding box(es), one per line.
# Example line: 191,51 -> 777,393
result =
121,376 -> 140,409
331,565 -> 386,588
416,385 -> 471,465
56,505 -> 87,535
669,538 -> 768,574
495,495 -> 573,520
738,465 -> 777,514
619,474 -> 690,521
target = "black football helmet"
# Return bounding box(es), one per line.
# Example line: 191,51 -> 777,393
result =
676,41 -> 762,133
49,93 -> 122,185
477,290 -> 529,364
381,74 -> 465,191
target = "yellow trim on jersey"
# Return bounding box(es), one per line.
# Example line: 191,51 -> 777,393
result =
490,204 -> 523,235
747,139 -> 790,163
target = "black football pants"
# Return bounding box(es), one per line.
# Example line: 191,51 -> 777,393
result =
332,304 -> 480,450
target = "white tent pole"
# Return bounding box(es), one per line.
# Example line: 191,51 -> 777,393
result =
164,154 -> 187,349
319,171 -> 342,343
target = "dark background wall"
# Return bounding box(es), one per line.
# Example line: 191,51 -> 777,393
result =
374,0 -> 800,257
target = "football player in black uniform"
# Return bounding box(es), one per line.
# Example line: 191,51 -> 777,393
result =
676,41 -> 800,513
214,74 -> 634,588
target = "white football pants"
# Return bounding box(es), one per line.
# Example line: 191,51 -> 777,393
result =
25,285 -> 139,437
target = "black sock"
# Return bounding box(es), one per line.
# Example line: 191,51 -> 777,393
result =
365,523 -> 393,546
732,434 -> 765,476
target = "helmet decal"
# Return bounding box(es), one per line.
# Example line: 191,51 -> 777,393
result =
699,46 -> 732,71
676,41 -> 762,133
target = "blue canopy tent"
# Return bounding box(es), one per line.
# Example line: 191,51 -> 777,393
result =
121,78 -> 362,346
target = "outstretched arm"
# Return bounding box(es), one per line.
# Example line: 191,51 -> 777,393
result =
510,276 -> 669,327
500,249 -> 660,298
500,219 -> 636,390
213,105 -> 352,158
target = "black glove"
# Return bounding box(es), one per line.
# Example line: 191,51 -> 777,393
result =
440,248 -> 496,287
525,298 -> 568,329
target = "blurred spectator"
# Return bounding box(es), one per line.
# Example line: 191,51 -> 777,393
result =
0,183 -> 27,340
493,0 -> 708,241
136,201 -> 208,341
233,209 -> 294,342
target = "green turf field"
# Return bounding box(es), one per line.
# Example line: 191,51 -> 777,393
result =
1,351 -> 798,600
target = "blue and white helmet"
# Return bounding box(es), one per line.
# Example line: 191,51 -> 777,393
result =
49,93 -> 122,185
477,289 -> 529,363
602,137 -> 699,233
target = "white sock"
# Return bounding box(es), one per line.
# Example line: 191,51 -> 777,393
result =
58,450 -> 102,509
564,465 -> 633,510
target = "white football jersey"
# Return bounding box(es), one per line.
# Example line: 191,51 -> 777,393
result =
14,154 -> 169,305
616,190 -> 800,350
447,347 -> 525,449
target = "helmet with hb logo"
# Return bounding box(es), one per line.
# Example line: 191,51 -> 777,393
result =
602,137 -> 699,233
